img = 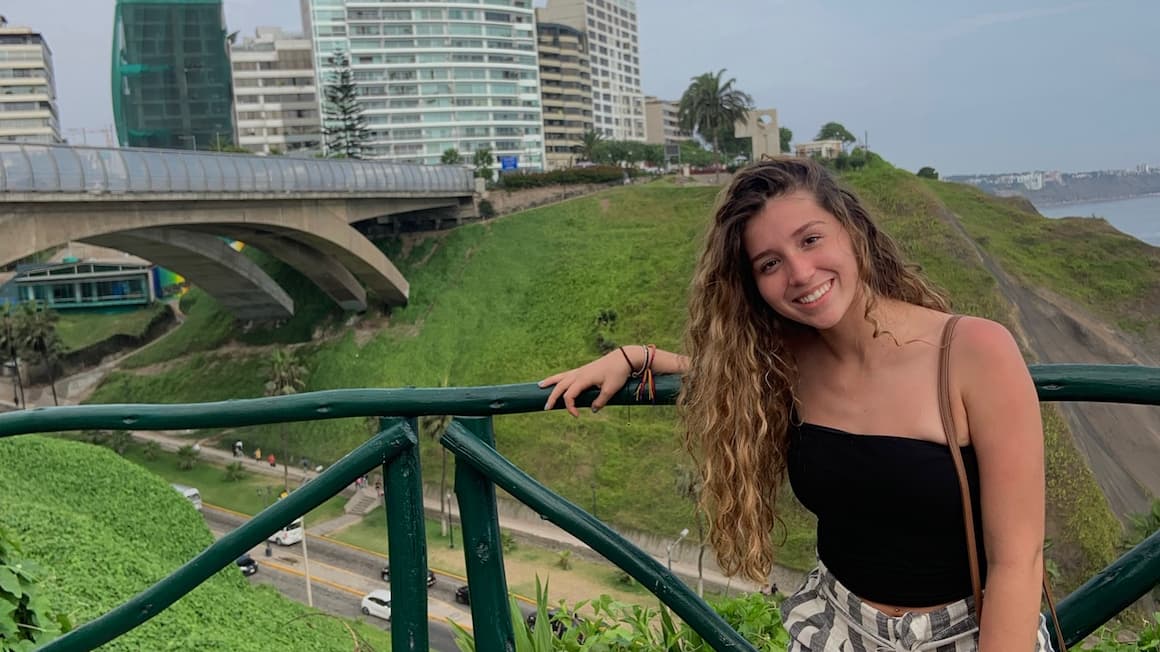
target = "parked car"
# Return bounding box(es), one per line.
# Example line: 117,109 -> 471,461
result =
526,609 -> 583,640
360,589 -> 392,622
170,483 -> 202,511
380,564 -> 436,587
454,584 -> 470,605
235,554 -> 258,576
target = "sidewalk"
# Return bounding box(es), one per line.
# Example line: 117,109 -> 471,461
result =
129,430 -> 798,594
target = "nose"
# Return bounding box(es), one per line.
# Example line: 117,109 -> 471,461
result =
783,253 -> 814,286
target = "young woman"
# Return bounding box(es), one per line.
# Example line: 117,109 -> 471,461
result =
540,158 -> 1053,650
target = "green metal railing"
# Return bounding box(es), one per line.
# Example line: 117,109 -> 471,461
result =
0,364 -> 1157,651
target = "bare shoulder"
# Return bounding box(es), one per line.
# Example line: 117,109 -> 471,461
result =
950,316 -> 1023,363
949,316 -> 1032,393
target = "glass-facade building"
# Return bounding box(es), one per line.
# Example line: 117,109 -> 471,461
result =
111,0 -> 235,150
12,261 -> 155,310
303,0 -> 546,171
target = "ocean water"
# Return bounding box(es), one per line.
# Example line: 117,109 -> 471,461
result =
1036,195 -> 1160,246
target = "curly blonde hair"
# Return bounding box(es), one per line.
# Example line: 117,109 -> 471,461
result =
679,157 -> 949,582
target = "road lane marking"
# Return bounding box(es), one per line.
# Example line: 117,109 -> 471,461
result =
261,559 -> 473,631
204,502 -> 534,605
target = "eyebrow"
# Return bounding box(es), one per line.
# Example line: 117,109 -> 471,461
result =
748,220 -> 826,264
792,220 -> 825,238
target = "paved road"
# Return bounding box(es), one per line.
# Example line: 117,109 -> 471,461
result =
205,506 -> 467,652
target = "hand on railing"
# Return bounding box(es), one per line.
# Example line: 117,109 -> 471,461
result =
539,349 -> 636,417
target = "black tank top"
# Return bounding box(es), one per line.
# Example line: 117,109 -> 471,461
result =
787,421 -> 986,606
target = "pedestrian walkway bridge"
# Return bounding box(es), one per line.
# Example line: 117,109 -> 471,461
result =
0,143 -> 478,318
0,365 -> 1157,651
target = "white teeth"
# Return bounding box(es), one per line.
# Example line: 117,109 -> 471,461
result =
796,281 -> 831,304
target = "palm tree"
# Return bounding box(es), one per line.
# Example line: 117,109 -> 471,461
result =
578,129 -> 604,163
265,346 -> 309,489
19,303 -> 61,406
678,69 -> 754,180
0,305 -> 25,408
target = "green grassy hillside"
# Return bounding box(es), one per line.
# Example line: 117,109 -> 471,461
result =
927,180 -> 1160,339
85,159 -> 1128,583
0,436 -> 390,651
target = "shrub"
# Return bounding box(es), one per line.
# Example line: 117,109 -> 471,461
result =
224,461 -> 247,482
497,166 -> 633,191
176,444 -> 199,471
478,199 -> 496,219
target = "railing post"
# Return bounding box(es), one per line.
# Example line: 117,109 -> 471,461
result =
382,417 -> 429,652
450,417 -> 516,652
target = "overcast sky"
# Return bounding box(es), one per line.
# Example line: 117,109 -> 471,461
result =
4,0 -> 1156,175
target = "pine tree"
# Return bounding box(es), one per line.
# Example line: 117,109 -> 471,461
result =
321,49 -> 370,159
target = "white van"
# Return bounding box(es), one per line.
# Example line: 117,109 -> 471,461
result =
267,518 -> 304,546
171,483 -> 203,511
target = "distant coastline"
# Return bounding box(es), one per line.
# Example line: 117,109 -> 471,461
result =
1031,191 -> 1160,209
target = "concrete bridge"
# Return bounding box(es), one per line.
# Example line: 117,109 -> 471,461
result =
0,143 -> 478,320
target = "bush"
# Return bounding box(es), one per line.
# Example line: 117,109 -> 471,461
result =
497,166 -> 632,191
478,199 -> 496,219
0,525 -> 71,649
176,444 -> 199,471
224,461 -> 247,482
555,550 -> 572,570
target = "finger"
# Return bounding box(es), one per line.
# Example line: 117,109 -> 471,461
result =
544,380 -> 568,411
538,372 -> 564,388
562,384 -> 584,418
591,383 -> 618,413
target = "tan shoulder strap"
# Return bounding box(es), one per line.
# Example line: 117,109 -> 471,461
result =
939,315 -> 1069,651
937,316 -> 985,619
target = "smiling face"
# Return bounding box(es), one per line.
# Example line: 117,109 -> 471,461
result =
742,190 -> 864,330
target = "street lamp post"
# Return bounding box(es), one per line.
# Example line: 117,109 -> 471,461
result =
666,527 -> 690,572
447,492 -> 455,550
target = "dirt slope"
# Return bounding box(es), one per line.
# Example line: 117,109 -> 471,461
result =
938,206 -> 1159,518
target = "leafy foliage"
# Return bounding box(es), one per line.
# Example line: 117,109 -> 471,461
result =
0,437 -> 391,651
678,69 -> 754,161
779,127 -> 793,154
454,579 -> 790,652
474,147 -> 494,179
176,444 -> 200,470
1079,613 -> 1160,652
0,525 -> 71,650
578,130 -> 603,163
917,166 -> 939,180
815,121 -> 856,144
321,49 -> 370,159
497,166 -> 633,190
442,148 -> 463,165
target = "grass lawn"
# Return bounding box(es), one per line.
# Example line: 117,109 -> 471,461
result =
927,180 -> 1160,338
331,508 -> 674,605
55,303 -> 168,352
118,443 -> 348,524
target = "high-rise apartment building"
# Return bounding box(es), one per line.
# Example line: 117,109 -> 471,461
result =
535,19 -> 593,170
538,0 -> 643,142
111,0 -> 235,150
643,96 -> 688,145
302,0 -> 546,171
0,20 -> 62,144
230,27 -> 322,154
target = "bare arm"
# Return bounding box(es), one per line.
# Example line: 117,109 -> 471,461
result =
538,346 -> 689,417
957,318 -> 1045,651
